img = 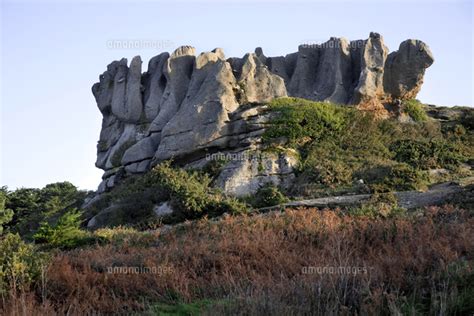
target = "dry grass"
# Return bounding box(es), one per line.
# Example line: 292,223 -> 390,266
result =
2,205 -> 473,315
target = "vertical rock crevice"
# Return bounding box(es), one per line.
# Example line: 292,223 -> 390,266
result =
91,33 -> 434,194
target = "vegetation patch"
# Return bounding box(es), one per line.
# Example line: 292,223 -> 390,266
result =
85,161 -> 248,228
0,233 -> 48,296
390,138 -> 467,170
403,99 -> 428,122
110,139 -> 135,167
2,206 -> 472,315
33,210 -> 94,249
264,98 -> 473,198
246,183 -> 289,208
263,97 -> 346,147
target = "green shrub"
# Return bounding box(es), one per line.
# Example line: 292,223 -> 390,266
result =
150,162 -> 248,221
403,99 -> 428,122
201,157 -> 228,180
83,162 -> 249,227
348,192 -> 406,218
294,111 -> 390,190
301,153 -> 353,188
459,110 -> 474,130
391,139 -> 466,170
150,163 -> 214,217
0,233 -> 47,295
110,140 -> 135,167
263,97 -> 346,146
0,191 -> 13,234
376,163 -> 428,192
4,182 -> 87,239
33,210 -> 91,248
248,184 -> 289,208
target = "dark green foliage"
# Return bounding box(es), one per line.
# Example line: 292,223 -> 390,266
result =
0,189 -> 13,234
86,162 -> 248,227
263,97 -> 346,146
33,210 -> 91,249
459,110 -> 474,130
444,261 -> 474,314
149,162 -> 248,222
5,188 -> 41,226
391,139 -> 466,170
347,192 -> 406,218
150,163 -> 214,218
248,184 -> 289,208
376,163 -> 429,192
300,141 -> 354,188
4,182 -> 88,239
110,140 -> 135,167
403,99 -> 428,122
264,98 -> 472,198
83,174 -> 169,228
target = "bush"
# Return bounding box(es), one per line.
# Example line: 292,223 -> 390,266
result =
301,151 -> 353,188
33,210 -> 91,248
391,139 -> 466,170
88,162 -> 249,227
152,163 -> 213,216
294,111 -> 390,191
348,192 -> 406,218
248,184 -> 289,208
403,99 -> 428,122
4,182 -> 87,239
0,233 -> 47,295
378,163 -> 428,192
149,162 -> 248,221
263,97 -> 346,147
0,191 -> 13,234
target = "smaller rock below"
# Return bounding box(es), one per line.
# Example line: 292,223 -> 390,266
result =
153,202 -> 174,217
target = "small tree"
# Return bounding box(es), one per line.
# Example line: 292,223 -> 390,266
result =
34,209 -> 88,248
0,190 -> 13,234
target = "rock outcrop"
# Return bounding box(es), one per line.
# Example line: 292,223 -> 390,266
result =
91,33 -> 434,196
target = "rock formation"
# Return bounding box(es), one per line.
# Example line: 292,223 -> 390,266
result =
91,33 -> 434,196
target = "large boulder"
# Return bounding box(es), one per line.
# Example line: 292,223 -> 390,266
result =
383,39 -> 434,100
350,32 -> 389,111
154,50 -> 239,161
91,33 -> 434,194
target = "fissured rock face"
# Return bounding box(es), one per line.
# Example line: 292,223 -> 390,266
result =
91,33 -> 433,194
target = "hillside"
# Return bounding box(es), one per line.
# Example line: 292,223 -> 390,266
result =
1,98 -> 473,315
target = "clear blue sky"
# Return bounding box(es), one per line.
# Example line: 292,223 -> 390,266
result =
1,0 -> 472,191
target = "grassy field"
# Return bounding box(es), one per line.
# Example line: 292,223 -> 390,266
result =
2,205 -> 473,315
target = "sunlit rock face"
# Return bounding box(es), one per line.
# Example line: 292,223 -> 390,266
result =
91,32 -> 433,195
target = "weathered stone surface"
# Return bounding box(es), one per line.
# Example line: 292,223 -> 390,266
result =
351,32 -> 389,111
237,53 -> 287,103
258,182 -> 465,212
214,150 -> 297,196
124,159 -> 151,174
122,133 -> 161,165
91,33 -> 434,195
148,46 -> 195,133
143,52 -> 169,121
154,50 -> 239,161
287,44 -> 320,99
153,202 -> 174,217
384,39 -> 434,100
312,37 -> 352,103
